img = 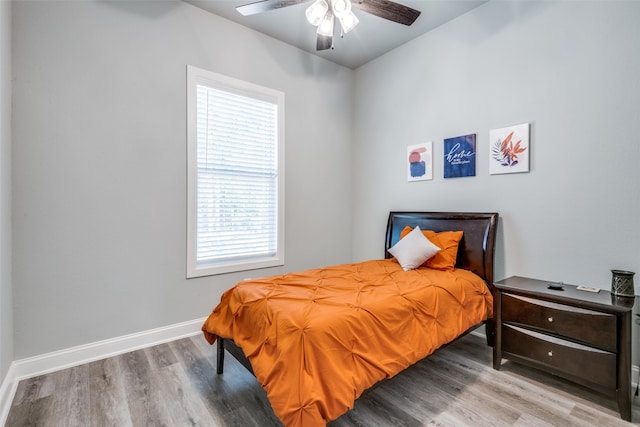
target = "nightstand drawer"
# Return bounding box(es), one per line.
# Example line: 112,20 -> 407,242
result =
503,324 -> 617,389
502,293 -> 617,352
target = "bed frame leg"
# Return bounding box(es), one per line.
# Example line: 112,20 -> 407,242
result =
217,338 -> 225,374
485,319 -> 495,347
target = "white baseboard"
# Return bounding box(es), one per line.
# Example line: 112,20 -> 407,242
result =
0,363 -> 16,427
0,317 -> 206,426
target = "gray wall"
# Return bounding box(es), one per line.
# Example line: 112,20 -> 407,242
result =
352,1 -> 640,291
1,0 -> 13,382
12,0 -> 354,359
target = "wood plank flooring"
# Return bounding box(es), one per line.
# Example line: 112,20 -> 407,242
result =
6,332 -> 640,426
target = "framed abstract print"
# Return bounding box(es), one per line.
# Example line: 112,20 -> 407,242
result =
407,142 -> 433,182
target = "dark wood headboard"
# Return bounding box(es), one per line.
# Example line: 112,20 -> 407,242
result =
385,212 -> 499,286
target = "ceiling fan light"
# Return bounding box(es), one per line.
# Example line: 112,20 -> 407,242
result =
338,11 -> 359,34
317,10 -> 335,37
306,0 -> 329,26
331,0 -> 352,19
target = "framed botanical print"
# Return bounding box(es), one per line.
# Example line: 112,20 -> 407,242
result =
490,123 -> 530,174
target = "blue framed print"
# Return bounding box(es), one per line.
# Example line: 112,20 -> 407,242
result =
444,133 -> 476,178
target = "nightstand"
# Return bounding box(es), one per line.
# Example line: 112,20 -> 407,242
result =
492,276 -> 635,421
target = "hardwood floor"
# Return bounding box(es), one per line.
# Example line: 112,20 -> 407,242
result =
6,332 -> 640,426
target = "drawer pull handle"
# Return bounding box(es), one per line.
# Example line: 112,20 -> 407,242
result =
548,351 -> 553,357
547,317 -> 553,323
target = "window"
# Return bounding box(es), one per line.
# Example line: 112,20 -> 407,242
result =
187,66 -> 284,278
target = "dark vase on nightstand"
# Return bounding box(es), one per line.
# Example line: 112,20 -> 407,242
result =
611,270 -> 635,297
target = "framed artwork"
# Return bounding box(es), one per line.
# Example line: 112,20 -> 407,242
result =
407,142 -> 433,181
444,134 -> 476,178
490,123 -> 530,174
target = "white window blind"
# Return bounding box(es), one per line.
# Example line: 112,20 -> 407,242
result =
187,66 -> 284,277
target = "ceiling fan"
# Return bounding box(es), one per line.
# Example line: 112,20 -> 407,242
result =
236,0 -> 421,51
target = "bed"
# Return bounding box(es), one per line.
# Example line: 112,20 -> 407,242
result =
202,211 -> 499,426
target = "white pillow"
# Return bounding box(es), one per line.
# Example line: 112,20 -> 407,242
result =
388,226 -> 441,271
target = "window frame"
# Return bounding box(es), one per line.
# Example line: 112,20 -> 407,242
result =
186,65 -> 285,278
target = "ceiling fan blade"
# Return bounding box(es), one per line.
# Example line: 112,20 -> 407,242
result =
316,34 -> 333,51
351,0 -> 421,26
236,0 -> 312,16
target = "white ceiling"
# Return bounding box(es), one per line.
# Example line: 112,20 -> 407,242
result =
185,0 -> 488,69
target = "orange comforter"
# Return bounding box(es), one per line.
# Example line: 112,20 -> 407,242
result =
202,259 -> 493,426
